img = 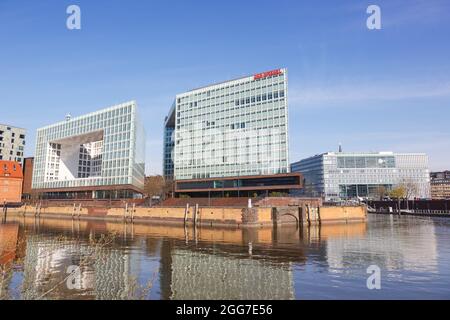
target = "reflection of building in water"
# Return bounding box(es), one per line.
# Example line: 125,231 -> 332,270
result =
325,219 -> 438,272
21,234 -> 133,299
0,224 -> 20,299
169,248 -> 294,300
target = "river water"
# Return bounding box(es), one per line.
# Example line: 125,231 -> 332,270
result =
0,214 -> 449,300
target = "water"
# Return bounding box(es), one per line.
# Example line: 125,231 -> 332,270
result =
0,214 -> 449,300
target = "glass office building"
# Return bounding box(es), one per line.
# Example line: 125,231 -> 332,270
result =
32,101 -> 145,199
164,69 -> 289,180
291,152 -> 430,201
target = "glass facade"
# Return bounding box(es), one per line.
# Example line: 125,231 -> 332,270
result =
291,152 -> 431,200
164,69 -> 289,180
176,175 -> 301,190
32,101 -> 145,194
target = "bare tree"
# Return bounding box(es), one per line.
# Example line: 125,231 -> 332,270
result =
375,185 -> 388,200
144,175 -> 165,199
401,179 -> 419,200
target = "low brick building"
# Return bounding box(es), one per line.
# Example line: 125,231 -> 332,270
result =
22,157 -> 34,200
0,160 -> 23,204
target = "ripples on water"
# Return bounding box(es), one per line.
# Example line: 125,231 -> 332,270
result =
0,215 -> 449,300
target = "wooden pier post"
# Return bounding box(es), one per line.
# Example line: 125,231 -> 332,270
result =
184,203 -> 190,225
194,203 -> 199,226
317,206 -> 321,225
306,204 -> 311,226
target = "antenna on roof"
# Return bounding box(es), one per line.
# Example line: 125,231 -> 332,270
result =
338,142 -> 342,153
65,113 -> 72,122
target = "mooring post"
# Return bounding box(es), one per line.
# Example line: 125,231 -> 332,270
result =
184,203 -> 189,225
306,204 -> 311,226
194,203 -> 199,226
317,206 -> 321,225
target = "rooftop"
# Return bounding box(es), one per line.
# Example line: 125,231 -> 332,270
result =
0,124 -> 26,131
177,68 -> 286,96
0,160 -> 23,179
37,100 -> 136,131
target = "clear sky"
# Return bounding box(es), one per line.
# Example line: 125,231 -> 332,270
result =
1,0 -> 449,174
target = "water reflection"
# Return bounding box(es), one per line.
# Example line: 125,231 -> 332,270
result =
326,217 -> 438,273
0,214 -> 449,300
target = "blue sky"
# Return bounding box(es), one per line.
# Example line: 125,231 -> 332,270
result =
1,0 -> 449,174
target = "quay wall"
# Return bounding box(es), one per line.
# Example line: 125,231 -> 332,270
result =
273,205 -> 367,225
5,204 -> 366,227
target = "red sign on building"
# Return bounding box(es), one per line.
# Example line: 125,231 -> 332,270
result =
253,69 -> 283,80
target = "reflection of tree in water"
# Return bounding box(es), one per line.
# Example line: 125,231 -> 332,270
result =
3,230 -> 156,300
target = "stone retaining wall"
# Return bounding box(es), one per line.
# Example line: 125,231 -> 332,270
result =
6,204 -> 366,227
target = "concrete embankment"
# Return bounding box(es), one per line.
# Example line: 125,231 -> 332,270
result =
6,203 -> 367,227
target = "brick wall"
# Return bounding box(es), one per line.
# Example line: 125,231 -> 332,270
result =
0,177 -> 23,203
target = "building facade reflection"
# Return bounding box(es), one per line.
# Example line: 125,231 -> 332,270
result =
1,215 -> 442,300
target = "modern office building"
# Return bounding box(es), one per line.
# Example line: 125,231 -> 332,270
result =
32,101 -> 145,200
164,68 -> 289,181
0,124 -> 26,167
291,151 -> 431,201
430,171 -> 450,199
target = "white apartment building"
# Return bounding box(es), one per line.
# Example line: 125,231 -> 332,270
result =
0,124 -> 26,166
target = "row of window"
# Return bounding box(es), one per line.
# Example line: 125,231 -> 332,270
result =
178,76 -> 284,100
